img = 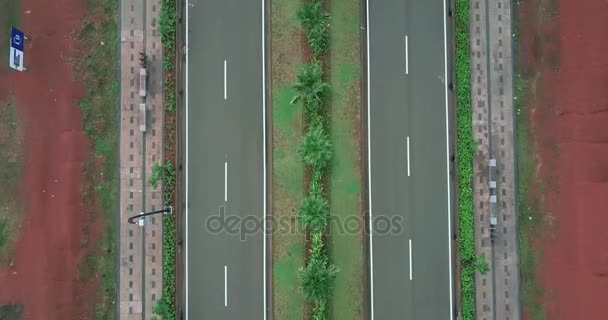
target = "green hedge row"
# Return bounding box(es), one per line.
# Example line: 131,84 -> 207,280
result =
294,1 -> 338,319
454,0 -> 476,319
153,0 -> 178,318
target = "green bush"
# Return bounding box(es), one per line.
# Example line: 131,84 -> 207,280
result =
291,61 -> 330,117
149,163 -> 163,189
154,214 -> 176,320
312,300 -> 328,320
455,0 -> 476,318
299,193 -> 329,233
154,0 -> 178,318
297,0 -> 330,59
159,0 -> 176,50
475,255 -> 490,275
299,233 -> 339,303
0,303 -> 23,320
298,123 -> 333,171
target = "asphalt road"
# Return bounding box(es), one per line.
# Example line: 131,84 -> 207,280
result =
367,0 -> 453,319
185,0 -> 266,319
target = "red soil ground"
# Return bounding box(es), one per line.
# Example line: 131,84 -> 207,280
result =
0,0 -> 103,318
520,0 -> 608,318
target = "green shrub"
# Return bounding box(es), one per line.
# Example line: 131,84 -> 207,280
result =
149,163 -> 163,189
159,0 -> 176,50
312,300 -> 328,320
298,123 -> 333,171
299,193 -> 329,233
297,0 -> 330,59
291,61 -> 330,117
475,255 -> 490,275
154,214 -> 176,320
299,233 -> 339,303
455,0 -> 476,318
153,0 -> 178,318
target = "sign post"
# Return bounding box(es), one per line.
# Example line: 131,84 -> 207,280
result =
9,27 -> 26,71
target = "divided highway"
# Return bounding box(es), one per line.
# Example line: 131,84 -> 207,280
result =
366,0 -> 453,319
185,0 -> 267,319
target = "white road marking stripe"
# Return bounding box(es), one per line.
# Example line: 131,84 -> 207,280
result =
409,239 -> 413,280
407,136 -> 411,177
405,35 -> 409,75
365,0 -> 375,317
261,0 -> 267,318
185,0 -> 190,317
224,265 -> 228,306
224,161 -> 228,202
224,60 -> 227,100
443,0 -> 454,318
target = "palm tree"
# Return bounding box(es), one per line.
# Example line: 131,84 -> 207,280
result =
299,194 -> 329,233
298,123 -> 333,171
291,61 -> 329,116
297,0 -> 327,31
299,250 -> 339,303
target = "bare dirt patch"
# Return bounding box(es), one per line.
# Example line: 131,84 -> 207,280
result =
0,0 -> 114,318
518,0 -> 608,318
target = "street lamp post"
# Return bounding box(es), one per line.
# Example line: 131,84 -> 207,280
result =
127,206 -> 173,226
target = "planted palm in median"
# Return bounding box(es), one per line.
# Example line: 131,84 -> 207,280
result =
298,122 -> 333,171
292,61 -> 330,117
297,0 -> 330,59
300,233 -> 339,304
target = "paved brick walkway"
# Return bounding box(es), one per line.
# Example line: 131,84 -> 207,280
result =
119,0 -> 164,318
470,0 -> 521,319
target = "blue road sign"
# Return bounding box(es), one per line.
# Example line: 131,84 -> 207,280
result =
11,27 -> 24,51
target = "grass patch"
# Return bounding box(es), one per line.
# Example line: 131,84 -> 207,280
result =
454,0 -> 476,318
0,98 -> 23,264
514,74 -> 546,319
0,0 -> 20,64
327,0 -> 364,318
0,303 -> 23,320
70,0 -> 120,318
271,0 -> 307,317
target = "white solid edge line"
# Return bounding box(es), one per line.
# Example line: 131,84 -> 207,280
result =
405,35 -> 409,75
224,60 -> 227,100
224,162 -> 228,202
262,0 -> 267,317
185,0 -> 189,317
409,239 -> 413,281
406,136 -> 411,177
443,0 -> 454,318
224,265 -> 228,307
366,0 -> 374,318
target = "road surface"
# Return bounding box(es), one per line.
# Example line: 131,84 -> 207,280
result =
185,0 -> 267,319
366,0 -> 453,319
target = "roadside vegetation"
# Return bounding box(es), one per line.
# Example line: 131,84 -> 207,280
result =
513,1 -> 549,315
454,0 -> 476,318
0,98 -> 23,265
271,0 -> 307,317
73,0 -> 120,318
0,0 -> 20,58
152,0 -> 178,318
294,1 -> 341,319
0,303 -> 23,320
0,0 -> 23,268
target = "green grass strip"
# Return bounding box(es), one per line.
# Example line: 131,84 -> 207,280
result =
327,0 -> 363,317
454,0 -> 476,319
73,0 -> 120,318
